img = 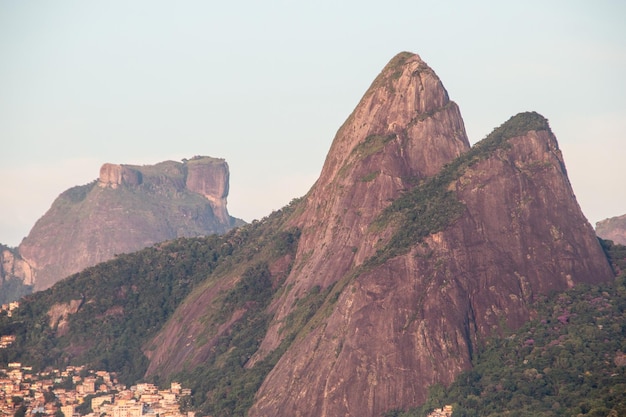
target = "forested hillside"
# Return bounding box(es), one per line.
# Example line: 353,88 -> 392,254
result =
0,200 -> 299,389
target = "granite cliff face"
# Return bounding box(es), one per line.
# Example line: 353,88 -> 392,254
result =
249,51 -> 471,365
17,156 -> 242,291
143,52 -> 613,416
250,120 -> 611,417
0,245 -> 34,303
596,213 -> 626,245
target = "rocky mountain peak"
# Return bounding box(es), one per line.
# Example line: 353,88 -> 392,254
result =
319,51 -> 467,186
184,156 -> 230,224
247,111 -> 612,417
15,156 -> 240,291
125,55 -> 614,417
5,52 -> 614,417
244,52 -> 472,364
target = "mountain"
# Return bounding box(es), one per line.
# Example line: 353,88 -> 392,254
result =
0,52 -> 614,417
596,213 -> 626,245
145,52 -> 613,416
6,156 -> 243,293
390,240 -> 626,417
244,53 -> 613,417
0,245 -> 34,304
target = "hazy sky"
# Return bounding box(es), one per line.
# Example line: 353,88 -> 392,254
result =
1,1 -> 625,247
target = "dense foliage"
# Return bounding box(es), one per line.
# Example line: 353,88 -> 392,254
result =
0,199 -> 301,386
0,199 -> 308,416
171,262 -> 277,416
0,234 -> 228,384
389,240 -> 626,417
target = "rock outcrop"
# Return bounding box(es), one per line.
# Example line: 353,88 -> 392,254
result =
249,51 -> 471,365
0,245 -> 34,303
243,54 -> 613,416
143,52 -> 613,417
596,213 -> 626,245
98,163 -> 143,188
185,157 -> 230,224
18,156 -> 242,291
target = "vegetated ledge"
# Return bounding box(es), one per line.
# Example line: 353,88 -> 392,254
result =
368,111 -> 551,266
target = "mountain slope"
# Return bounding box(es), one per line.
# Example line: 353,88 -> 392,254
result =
143,52 -> 612,416
247,111 -> 612,417
394,240 -> 626,417
16,156 -> 242,291
0,52 -> 614,417
0,245 -> 33,303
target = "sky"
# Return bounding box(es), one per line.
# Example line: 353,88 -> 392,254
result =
1,1 -> 625,247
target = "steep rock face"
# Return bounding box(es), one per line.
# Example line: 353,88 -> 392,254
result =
98,163 -> 142,188
596,214 -> 626,245
246,63 -> 613,415
47,299 -> 83,337
18,156 -> 242,291
0,246 -> 34,286
142,50 -> 470,399
0,246 -> 34,303
138,52 -> 613,417
248,52 -> 471,364
185,158 -> 230,224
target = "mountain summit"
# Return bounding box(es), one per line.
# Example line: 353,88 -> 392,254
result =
244,52 -> 613,416
1,52 -> 614,417
16,156 -> 242,291
141,52 -> 612,416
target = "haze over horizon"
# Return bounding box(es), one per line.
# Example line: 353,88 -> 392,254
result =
1,0 -> 625,247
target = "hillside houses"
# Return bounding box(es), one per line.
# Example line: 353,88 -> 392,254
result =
0,364 -> 191,417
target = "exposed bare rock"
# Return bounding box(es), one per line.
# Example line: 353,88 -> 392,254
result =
130,52 -> 612,417
615,351 -> 626,367
249,52 -> 470,364
246,57 -> 613,417
0,245 -> 34,303
47,299 -> 83,336
185,157 -> 230,224
98,163 -> 142,188
596,213 -> 626,245
18,157 -> 242,292
1,246 -> 34,286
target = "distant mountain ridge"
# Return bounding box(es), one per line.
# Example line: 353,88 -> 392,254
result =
0,156 -> 243,295
596,213 -> 626,245
0,52 -> 614,417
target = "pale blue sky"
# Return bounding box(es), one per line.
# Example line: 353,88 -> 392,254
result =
1,1 -> 625,247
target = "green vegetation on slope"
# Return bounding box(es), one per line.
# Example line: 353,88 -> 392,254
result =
171,261 -> 276,416
0,234 -> 228,384
387,240 -> 626,417
0,199 -> 308,417
0,111 -> 566,417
